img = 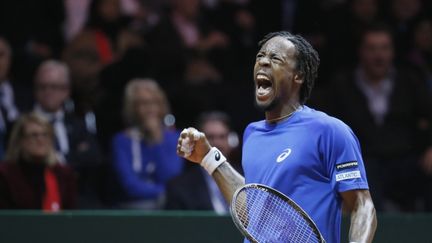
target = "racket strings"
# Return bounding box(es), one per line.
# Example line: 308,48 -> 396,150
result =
234,188 -> 320,243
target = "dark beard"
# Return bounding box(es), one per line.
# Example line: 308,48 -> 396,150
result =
254,96 -> 280,112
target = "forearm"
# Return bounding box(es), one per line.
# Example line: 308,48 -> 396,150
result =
212,161 -> 245,204
349,195 -> 377,243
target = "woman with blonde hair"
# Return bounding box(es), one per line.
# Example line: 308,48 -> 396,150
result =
0,113 -> 77,210
111,78 -> 183,209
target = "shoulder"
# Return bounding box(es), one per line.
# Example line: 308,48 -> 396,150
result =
243,120 -> 266,140
300,106 -> 354,137
244,119 -> 268,133
111,131 -> 133,150
0,162 -> 19,175
113,130 -> 132,141
163,128 -> 180,139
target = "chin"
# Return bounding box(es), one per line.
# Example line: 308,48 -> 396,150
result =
254,97 -> 279,112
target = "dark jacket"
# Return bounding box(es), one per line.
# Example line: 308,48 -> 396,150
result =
327,67 -> 432,160
0,160 -> 77,209
165,166 -> 214,211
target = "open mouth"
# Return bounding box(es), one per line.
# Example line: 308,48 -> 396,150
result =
255,73 -> 273,101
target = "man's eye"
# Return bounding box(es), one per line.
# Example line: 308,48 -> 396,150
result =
272,57 -> 282,62
256,53 -> 264,59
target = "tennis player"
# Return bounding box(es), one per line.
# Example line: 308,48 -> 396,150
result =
177,31 -> 377,243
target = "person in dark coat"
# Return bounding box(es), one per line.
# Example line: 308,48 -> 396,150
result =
0,113 -> 77,210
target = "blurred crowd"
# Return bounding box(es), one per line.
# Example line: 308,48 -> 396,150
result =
0,0 -> 431,212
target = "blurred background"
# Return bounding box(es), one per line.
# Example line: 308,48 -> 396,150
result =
0,0 -> 431,217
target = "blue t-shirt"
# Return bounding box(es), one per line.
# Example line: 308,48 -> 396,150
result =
242,106 -> 369,243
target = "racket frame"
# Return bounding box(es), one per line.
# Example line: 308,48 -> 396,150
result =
230,183 -> 326,243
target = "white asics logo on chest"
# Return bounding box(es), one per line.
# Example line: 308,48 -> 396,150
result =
276,148 -> 292,163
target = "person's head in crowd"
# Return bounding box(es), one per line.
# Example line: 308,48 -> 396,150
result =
123,78 -> 170,142
171,0 -> 200,20
62,31 -> 104,86
6,113 -> 57,165
0,37 -> 12,83
412,17 -> 432,53
34,60 -> 70,113
390,0 -> 422,23
197,111 -> 234,157
87,0 -> 122,27
358,24 -> 394,81
350,0 -> 378,22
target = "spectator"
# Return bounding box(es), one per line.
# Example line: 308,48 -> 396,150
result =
64,0 -> 92,42
325,0 -> 382,69
0,37 -> 19,160
408,17 -> 432,92
0,113 -> 76,210
326,24 -> 432,212
33,60 -> 102,208
85,0 -> 131,61
384,0 -> 425,62
148,0 -> 229,84
111,78 -> 183,209
165,111 -> 241,213
62,30 -> 104,123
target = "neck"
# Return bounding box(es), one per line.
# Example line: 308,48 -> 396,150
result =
265,101 -> 301,123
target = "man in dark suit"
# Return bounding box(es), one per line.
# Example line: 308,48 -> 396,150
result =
33,60 -> 103,208
165,111 -> 242,214
327,24 -> 432,211
0,37 -> 19,159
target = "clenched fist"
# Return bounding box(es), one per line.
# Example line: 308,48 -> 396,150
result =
177,127 -> 212,163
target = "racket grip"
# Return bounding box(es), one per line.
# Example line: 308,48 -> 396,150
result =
201,147 -> 226,175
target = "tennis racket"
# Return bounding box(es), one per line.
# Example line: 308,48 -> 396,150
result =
230,183 -> 326,243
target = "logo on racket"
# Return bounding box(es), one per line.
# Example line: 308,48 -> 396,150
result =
276,148 -> 291,163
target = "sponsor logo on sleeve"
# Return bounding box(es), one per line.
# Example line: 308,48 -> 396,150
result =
336,161 -> 358,171
335,170 -> 361,181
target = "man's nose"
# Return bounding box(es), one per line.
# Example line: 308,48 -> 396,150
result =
258,56 -> 270,66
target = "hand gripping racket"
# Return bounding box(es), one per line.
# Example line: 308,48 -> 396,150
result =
230,183 -> 326,243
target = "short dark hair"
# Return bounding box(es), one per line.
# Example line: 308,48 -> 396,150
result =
258,31 -> 320,104
356,22 -> 394,49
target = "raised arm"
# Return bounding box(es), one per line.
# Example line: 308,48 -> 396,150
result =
176,128 -> 245,203
341,190 -> 377,243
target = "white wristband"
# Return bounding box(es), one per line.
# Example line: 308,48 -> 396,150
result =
201,147 -> 226,175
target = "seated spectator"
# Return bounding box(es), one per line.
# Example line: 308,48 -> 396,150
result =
0,113 -> 77,210
33,60 -> 102,208
62,29 -> 104,128
165,111 -> 241,214
326,23 -> 432,212
111,78 -> 183,209
0,37 -> 19,159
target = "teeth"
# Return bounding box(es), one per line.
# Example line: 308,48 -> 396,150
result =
257,74 -> 270,80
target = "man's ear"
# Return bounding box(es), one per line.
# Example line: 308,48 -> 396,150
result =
294,72 -> 304,84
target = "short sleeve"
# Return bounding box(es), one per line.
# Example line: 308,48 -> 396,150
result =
321,119 -> 369,193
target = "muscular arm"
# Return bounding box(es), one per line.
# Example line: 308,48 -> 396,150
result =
341,190 -> 377,243
212,162 -> 245,204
